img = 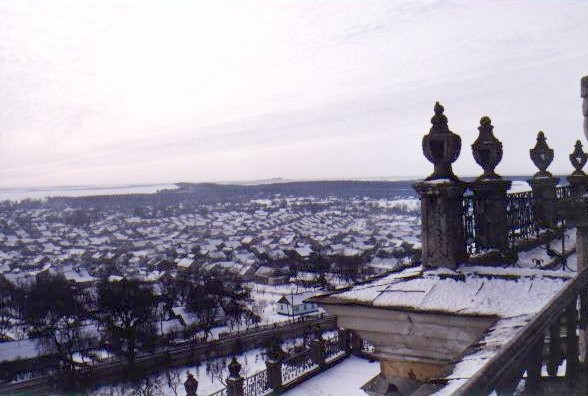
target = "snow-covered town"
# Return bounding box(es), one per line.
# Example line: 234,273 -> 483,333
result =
2,1 -> 588,396
0,192 -> 420,292
0,185 -> 422,395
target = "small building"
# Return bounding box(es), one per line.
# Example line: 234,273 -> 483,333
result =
276,294 -> 318,316
253,266 -> 288,285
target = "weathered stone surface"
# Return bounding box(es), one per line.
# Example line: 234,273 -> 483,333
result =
321,304 -> 494,366
381,360 -> 444,382
414,180 -> 466,269
530,131 -> 554,178
528,176 -> 559,228
567,174 -> 588,197
422,102 -> 462,181
472,116 -> 504,180
470,179 -> 511,251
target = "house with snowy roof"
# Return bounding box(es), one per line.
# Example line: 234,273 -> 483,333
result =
276,294 -> 318,316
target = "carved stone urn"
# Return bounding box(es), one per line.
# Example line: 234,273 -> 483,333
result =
422,102 -> 462,181
570,140 -> 588,176
530,131 -> 554,178
471,116 -> 503,180
184,372 -> 199,396
228,356 -> 242,378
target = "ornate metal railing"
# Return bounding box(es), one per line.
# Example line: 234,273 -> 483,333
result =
243,369 -> 270,396
506,190 -> 540,246
323,333 -> 345,362
462,193 -> 477,254
281,348 -> 317,385
555,185 -> 572,200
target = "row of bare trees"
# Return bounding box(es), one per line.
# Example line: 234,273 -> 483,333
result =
0,266 -> 258,381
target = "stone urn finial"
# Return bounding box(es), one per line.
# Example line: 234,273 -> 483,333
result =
471,116 -> 503,180
267,336 -> 284,361
422,101 -> 462,181
228,356 -> 242,378
530,131 -> 554,178
570,140 -> 588,176
184,372 -> 199,396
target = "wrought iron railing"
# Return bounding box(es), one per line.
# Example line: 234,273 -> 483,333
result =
506,190 -> 540,247
323,333 -> 345,362
462,193 -> 477,254
555,185 -> 572,200
281,348 -> 317,385
243,369 -> 270,396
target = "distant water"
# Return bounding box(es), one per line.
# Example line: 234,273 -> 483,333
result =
0,184 -> 178,202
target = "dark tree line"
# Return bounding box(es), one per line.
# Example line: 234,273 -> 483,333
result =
0,266 -> 257,378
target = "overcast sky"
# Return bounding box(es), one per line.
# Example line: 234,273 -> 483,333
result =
1,0 -> 587,187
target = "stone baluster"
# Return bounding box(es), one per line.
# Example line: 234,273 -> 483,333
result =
566,300 -> 579,387
494,365 -> 525,396
528,131 -> 560,229
265,336 -> 285,392
226,357 -> 244,396
524,336 -> 545,394
568,140 -> 588,197
470,116 -> 512,255
547,316 -> 562,378
414,102 -> 466,269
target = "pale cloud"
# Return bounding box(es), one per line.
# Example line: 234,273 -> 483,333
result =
0,0 -> 587,187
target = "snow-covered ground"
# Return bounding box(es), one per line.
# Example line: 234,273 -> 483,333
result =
283,356 -> 380,396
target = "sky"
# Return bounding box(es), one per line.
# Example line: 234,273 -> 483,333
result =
0,0 -> 587,188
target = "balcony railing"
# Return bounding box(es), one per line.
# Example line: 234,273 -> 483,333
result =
452,264 -> 588,395
281,348 -> 317,385
506,190 -> 541,247
243,369 -> 270,396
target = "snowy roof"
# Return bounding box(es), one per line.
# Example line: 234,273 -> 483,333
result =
277,293 -> 317,306
317,265 -> 568,318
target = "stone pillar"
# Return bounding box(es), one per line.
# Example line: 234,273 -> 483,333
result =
582,75 -> 587,140
470,116 -> 511,253
350,331 -> 363,355
528,131 -> 559,228
415,102 -> 466,269
311,335 -> 326,368
226,357 -> 244,396
265,337 -> 284,391
414,181 -> 466,269
470,179 -> 512,251
568,140 -> 588,197
528,177 -> 560,228
266,358 -> 283,392
568,175 -> 588,198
